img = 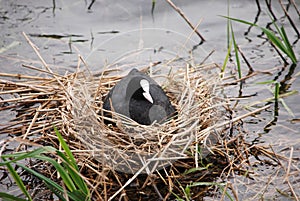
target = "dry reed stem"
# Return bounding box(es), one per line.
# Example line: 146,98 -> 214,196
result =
165,0 -> 205,42
273,146 -> 299,201
279,0 -> 300,37
291,0 -> 300,16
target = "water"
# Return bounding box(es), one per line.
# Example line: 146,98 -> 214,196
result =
1,0 -> 300,200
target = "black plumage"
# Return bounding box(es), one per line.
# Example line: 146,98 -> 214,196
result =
103,68 -> 175,125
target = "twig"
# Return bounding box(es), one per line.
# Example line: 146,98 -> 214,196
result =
0,72 -> 47,80
22,32 -> 55,76
108,160 -> 152,201
197,105 -> 271,138
269,42 -> 289,65
165,0 -> 205,42
183,18 -> 204,48
284,147 -> 299,201
16,104 -> 43,151
22,64 -> 64,78
245,0 -> 261,36
222,71 -> 259,86
279,0 -> 300,37
0,140 -> 9,157
265,0 -> 277,21
0,94 -> 57,104
22,32 -> 72,103
271,145 -> 299,201
87,0 -> 96,10
0,79 -> 49,92
291,0 -> 300,17
237,46 -> 254,74
200,49 -> 215,66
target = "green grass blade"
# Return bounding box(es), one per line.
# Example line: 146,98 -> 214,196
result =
261,27 -> 287,53
69,190 -> 89,201
280,27 -> 297,63
54,127 -> 77,169
188,181 -> 225,187
184,167 -> 207,175
16,162 -> 63,191
227,0 -> 230,49
184,164 -> 211,175
16,162 -> 67,199
271,15 -> 284,39
1,146 -> 80,196
16,163 -> 81,201
0,192 -> 28,201
184,185 -> 191,200
170,192 -> 184,201
56,151 -> 86,190
221,15 -> 297,64
34,155 -> 76,192
1,131 -> 90,201
44,182 -> 66,201
225,14 -> 285,54
56,154 -> 89,196
222,39 -> 232,74
2,159 -> 32,201
54,127 -> 89,196
0,146 -> 55,165
255,80 -> 276,84
220,15 -> 258,27
230,21 -> 242,79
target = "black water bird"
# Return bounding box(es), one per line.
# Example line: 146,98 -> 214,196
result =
103,68 -> 175,125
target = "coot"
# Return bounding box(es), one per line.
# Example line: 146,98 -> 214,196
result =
103,68 -> 175,125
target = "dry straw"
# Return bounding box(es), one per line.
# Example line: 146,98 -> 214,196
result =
0,33 -> 277,200
0,61 -> 225,199
69,62 -> 224,175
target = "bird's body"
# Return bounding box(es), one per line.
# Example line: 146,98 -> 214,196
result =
103,68 -> 175,125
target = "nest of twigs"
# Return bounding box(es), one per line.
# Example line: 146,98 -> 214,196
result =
1,62 -> 223,168
68,63 -> 223,174
0,58 -> 225,196
0,34 -> 277,200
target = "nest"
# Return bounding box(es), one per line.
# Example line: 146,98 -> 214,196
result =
0,44 -> 279,200
68,63 -> 223,174
0,57 -> 227,196
1,54 -> 224,156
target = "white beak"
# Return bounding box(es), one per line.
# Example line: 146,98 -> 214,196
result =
140,79 -> 154,104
